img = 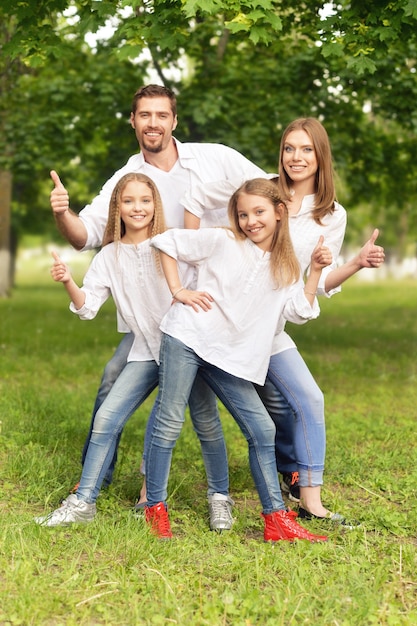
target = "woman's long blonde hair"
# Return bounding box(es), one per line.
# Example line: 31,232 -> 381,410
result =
277,118 -> 336,224
228,178 -> 300,287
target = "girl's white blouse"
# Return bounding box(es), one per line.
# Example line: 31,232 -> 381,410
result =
69,240 -> 192,364
151,228 -> 320,385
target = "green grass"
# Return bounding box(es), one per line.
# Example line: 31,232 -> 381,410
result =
1,258 -> 417,625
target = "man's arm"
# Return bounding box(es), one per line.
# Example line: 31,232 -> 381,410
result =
50,171 -> 88,250
184,210 -> 201,230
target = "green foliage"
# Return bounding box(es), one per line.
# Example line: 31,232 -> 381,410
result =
1,34 -> 146,239
1,265 -> 417,623
1,0 -> 417,259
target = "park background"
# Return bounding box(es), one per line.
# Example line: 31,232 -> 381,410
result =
0,1 -> 416,624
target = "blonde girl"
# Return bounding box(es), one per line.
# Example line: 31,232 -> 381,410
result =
35,173 -> 228,528
143,178 -> 331,542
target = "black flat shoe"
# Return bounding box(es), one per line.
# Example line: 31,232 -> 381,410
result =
133,500 -> 148,513
298,507 -> 361,530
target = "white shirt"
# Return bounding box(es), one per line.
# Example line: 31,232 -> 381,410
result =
184,180 -> 347,355
271,194 -> 346,354
151,228 -> 320,385
79,139 -> 266,250
69,240 -> 193,363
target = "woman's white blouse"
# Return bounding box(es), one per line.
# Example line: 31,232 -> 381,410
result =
151,228 -> 320,385
271,195 -> 346,355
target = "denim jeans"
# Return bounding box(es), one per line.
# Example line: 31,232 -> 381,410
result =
142,374 -> 229,497
81,333 -> 228,495
257,347 -> 325,487
81,332 -> 134,484
145,334 -> 285,514
255,380 -> 297,473
77,359 -> 159,503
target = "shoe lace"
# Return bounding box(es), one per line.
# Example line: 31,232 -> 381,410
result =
49,498 -> 78,521
282,511 -> 326,541
290,472 -> 299,486
211,499 -> 232,522
155,509 -> 171,535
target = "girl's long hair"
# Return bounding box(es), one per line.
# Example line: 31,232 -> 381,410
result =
277,118 -> 336,224
102,172 -> 166,246
228,178 -> 300,288
102,172 -> 166,270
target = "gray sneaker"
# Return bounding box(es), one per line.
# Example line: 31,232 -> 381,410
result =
208,493 -> 234,531
34,493 -> 96,527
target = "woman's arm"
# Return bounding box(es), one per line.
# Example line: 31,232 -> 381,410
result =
324,228 -> 385,292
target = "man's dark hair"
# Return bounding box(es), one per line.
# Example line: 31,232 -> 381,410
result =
131,84 -> 177,117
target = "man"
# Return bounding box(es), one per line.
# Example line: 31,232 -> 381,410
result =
50,84 -> 270,528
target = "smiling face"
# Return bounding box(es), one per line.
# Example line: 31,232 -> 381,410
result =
130,96 -> 178,154
236,192 -> 282,252
281,129 -> 318,193
120,180 -> 155,242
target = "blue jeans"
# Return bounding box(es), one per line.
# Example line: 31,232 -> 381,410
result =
255,381 -> 297,474
257,348 -> 325,487
81,332 -> 134,485
145,334 -> 285,514
82,333 -> 228,494
142,375 -> 229,497
77,361 -> 229,503
77,360 -> 159,503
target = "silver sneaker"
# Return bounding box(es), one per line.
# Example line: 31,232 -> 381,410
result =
208,493 -> 234,531
34,493 -> 96,527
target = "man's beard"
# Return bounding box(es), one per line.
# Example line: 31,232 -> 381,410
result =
142,142 -> 163,153
142,135 -> 164,153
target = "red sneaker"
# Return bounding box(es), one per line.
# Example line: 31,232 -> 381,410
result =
145,502 -> 173,539
262,510 -> 289,541
262,510 -> 328,543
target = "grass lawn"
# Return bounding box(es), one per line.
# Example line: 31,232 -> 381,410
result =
0,254 -> 416,625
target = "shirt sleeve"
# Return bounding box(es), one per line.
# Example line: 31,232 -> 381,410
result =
69,251 -> 111,319
182,145 -> 270,219
151,228 -> 223,263
282,279 -> 321,325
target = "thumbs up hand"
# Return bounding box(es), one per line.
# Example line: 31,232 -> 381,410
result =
358,228 -> 385,268
50,251 -> 71,284
50,170 -> 69,215
310,235 -> 333,272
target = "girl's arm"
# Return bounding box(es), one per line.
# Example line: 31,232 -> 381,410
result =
304,236 -> 332,306
50,251 -> 86,310
324,228 -> 385,292
160,251 -> 214,313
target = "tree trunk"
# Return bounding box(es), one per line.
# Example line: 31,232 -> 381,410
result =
0,169 -> 12,297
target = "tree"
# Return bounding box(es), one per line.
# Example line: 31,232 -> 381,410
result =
1,0 -> 417,296
0,4 -> 147,294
